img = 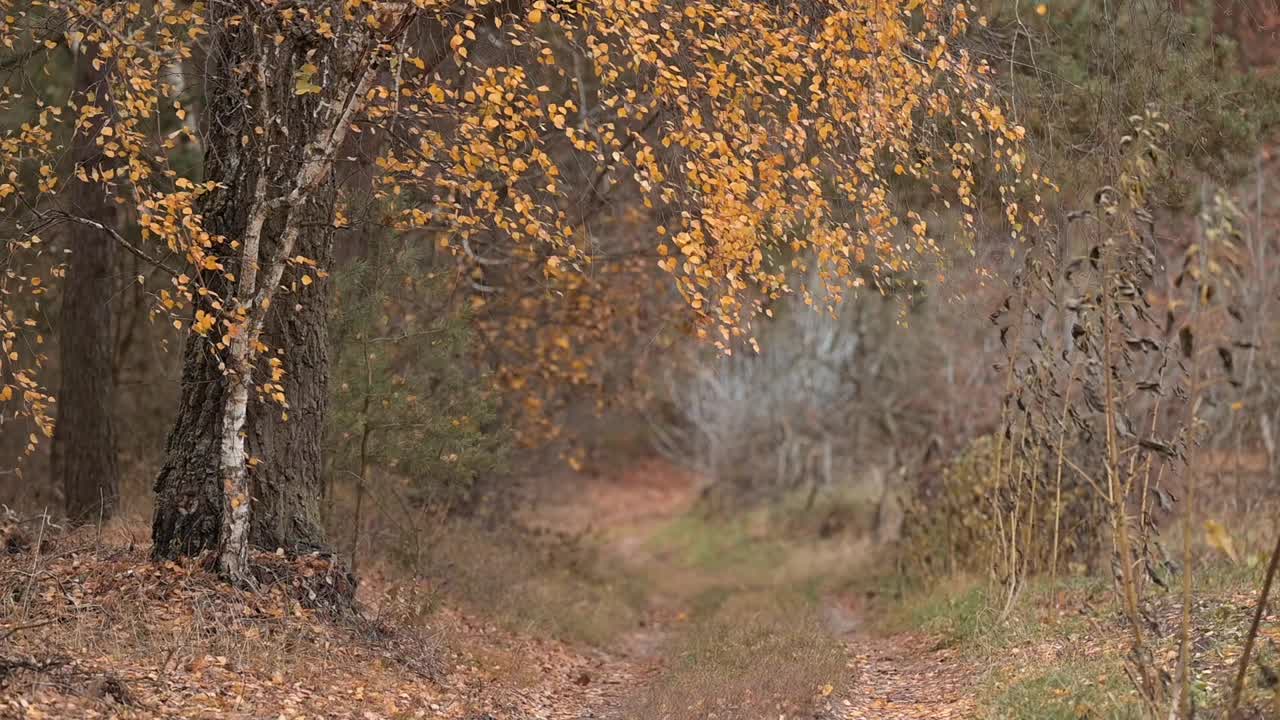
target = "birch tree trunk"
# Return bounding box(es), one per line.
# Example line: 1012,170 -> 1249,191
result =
151,4 -> 361,572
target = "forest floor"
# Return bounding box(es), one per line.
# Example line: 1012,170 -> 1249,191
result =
0,463 -> 983,719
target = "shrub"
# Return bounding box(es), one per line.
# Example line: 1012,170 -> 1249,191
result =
653,272 -> 944,512
978,0 -> 1280,209
324,236 -> 511,564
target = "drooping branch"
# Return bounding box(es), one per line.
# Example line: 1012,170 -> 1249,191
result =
48,211 -> 180,277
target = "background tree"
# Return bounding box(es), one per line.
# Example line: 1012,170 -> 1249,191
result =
50,38 -> 120,526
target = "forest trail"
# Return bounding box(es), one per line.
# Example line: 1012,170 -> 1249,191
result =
0,463 -> 981,720
524,462 -> 982,719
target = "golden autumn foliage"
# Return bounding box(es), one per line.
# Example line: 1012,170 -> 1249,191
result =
0,0 -> 1038,462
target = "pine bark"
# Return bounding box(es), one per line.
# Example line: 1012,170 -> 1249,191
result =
51,42 -> 120,526
151,10 -> 334,561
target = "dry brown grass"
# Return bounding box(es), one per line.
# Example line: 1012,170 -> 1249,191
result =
382,517 -> 647,648
623,592 -> 847,720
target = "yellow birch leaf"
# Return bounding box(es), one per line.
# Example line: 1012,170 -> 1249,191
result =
1204,519 -> 1239,563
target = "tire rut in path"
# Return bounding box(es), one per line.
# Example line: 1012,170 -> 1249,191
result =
834,620 -> 978,719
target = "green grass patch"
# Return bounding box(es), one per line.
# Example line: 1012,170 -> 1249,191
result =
871,574 -> 1143,718
646,511 -> 786,574
885,576 -> 1000,647
876,571 -> 1110,649
985,655 -> 1140,720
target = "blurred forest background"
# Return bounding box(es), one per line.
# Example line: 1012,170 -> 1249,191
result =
2,0 -> 1280,717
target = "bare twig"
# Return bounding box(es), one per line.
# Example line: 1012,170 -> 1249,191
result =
1228,527 -> 1280,719
19,512 -> 48,620
0,618 -> 59,643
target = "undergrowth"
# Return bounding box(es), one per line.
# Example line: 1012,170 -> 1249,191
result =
399,519 -> 647,648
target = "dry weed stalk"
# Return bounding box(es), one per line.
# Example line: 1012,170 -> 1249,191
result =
993,108 -> 1260,717
992,107 -> 1229,715
1223,153 -> 1279,718
1229,528 -> 1280,718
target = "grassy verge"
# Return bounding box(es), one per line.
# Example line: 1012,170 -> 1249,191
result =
876,552 -> 1276,719
986,655 -> 1138,720
874,573 -> 1140,718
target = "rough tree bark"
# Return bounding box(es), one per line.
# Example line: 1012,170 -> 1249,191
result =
51,41 -> 120,526
151,8 -> 337,562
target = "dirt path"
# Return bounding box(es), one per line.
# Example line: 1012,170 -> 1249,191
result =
839,636 -> 977,720
831,610 -> 979,719
527,461 -> 982,720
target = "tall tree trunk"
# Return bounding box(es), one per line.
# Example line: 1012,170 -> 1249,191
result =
51,42 -> 120,526
151,9 -> 335,561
